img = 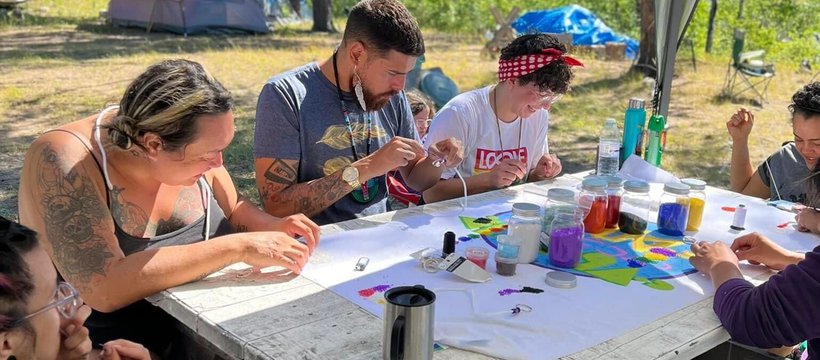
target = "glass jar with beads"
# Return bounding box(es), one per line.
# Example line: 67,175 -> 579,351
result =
541,188 -> 577,246
508,203 -> 542,264
603,176 -> 624,229
618,180 -> 651,235
681,178 -> 706,232
657,183 -> 691,236
578,177 -> 608,234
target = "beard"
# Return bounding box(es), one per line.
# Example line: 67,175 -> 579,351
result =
352,74 -> 398,111
363,87 -> 396,111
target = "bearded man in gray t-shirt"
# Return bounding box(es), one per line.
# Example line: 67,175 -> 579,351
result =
253,0 -> 463,225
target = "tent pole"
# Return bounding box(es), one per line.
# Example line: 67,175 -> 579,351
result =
656,0 -> 686,118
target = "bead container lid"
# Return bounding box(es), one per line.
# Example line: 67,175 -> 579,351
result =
603,176 -> 623,189
581,178 -> 607,192
512,202 -> 541,217
547,188 -> 576,202
545,271 -> 577,289
663,182 -> 691,195
623,180 -> 650,193
681,178 -> 706,190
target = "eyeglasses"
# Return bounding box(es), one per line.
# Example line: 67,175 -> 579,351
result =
536,92 -> 563,106
18,282 -> 80,323
524,87 -> 563,107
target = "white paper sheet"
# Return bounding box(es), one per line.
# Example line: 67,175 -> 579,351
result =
300,186 -> 818,360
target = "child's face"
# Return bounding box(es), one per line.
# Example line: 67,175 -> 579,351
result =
413,107 -> 431,137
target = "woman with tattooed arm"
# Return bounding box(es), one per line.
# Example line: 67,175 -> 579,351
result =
17,60 -> 320,358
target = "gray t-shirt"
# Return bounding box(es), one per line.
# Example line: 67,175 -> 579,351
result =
254,62 -> 418,225
757,142 -> 809,203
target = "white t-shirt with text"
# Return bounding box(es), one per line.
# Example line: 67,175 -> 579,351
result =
424,86 -> 550,180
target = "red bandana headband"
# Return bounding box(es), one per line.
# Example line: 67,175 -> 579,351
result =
497,48 -> 584,82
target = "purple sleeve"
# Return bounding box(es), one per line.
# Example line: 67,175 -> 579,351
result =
713,247 -> 820,349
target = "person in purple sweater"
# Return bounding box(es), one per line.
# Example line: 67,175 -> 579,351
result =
690,164 -> 820,359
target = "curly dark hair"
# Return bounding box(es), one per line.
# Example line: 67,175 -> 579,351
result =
343,0 -> 424,58
788,81 -> 820,120
0,217 -> 38,334
499,34 -> 575,94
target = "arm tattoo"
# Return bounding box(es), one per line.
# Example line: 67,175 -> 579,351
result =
36,143 -> 114,293
260,159 -> 352,217
264,158 -> 297,184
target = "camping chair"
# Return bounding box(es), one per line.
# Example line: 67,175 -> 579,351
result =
722,29 -> 775,106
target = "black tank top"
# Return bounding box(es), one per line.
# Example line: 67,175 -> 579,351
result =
44,120 -> 234,355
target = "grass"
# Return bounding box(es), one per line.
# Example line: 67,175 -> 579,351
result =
1,0 -> 815,221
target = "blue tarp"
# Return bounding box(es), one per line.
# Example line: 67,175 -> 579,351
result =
512,4 -> 639,60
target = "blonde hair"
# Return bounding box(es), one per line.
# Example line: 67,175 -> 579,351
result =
105,59 -> 233,152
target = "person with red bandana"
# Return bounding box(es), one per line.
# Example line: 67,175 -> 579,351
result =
422,33 -> 583,203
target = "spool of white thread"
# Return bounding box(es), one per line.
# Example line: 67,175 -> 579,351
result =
730,204 -> 747,231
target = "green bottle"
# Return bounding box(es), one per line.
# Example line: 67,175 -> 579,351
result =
644,115 -> 666,167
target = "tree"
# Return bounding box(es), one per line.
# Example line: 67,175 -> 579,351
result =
289,0 -> 302,18
633,0 -> 657,78
705,0 -> 717,53
737,0 -> 745,19
312,0 -> 336,32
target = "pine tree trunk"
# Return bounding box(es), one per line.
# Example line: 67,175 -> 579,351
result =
312,0 -> 336,33
633,0 -> 656,78
705,0 -> 717,53
289,0 -> 302,18
737,0 -> 745,19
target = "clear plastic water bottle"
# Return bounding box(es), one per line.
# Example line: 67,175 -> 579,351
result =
596,119 -> 621,177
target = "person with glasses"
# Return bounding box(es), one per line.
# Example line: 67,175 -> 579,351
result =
0,217 -> 150,360
422,34 -> 583,203
726,82 -> 820,233
253,0 -> 464,226
407,90 -> 436,141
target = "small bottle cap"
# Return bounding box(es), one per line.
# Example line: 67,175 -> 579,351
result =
581,178 -> 607,192
623,180 -> 650,193
681,178 -> 706,190
547,188 -> 576,203
512,202 -> 541,217
628,98 -> 646,110
442,231 -> 456,257
545,271 -> 577,289
663,182 -> 690,195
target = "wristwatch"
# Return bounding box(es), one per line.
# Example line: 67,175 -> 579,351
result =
342,166 -> 361,189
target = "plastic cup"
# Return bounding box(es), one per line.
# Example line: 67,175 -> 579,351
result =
465,247 -> 489,269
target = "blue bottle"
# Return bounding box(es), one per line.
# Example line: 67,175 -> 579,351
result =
621,98 -> 646,165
